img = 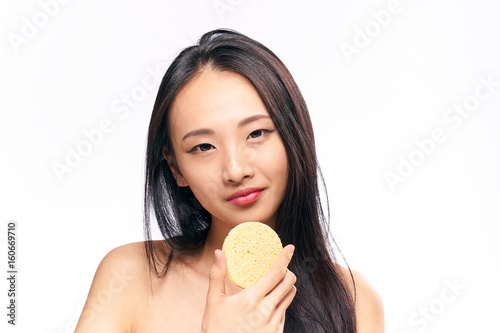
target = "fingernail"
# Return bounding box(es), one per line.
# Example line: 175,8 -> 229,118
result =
287,245 -> 295,256
214,250 -> 221,264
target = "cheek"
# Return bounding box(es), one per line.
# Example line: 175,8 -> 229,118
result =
276,150 -> 289,191
260,141 -> 288,191
177,160 -> 221,204
273,148 -> 288,178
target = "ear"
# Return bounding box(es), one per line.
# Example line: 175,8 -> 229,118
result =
163,145 -> 189,187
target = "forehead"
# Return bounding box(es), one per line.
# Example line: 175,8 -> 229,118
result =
168,70 -> 270,131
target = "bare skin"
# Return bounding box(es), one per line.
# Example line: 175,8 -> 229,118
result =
75,70 -> 384,332
75,240 -> 384,332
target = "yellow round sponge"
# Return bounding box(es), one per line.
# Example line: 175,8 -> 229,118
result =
222,222 -> 283,288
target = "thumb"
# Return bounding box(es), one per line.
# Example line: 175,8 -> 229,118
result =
208,249 -> 227,299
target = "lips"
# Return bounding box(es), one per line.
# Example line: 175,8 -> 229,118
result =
227,187 -> 264,206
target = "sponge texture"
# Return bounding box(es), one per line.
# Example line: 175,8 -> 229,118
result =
222,222 -> 283,288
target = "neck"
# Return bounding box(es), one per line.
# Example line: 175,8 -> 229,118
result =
197,218 -> 232,270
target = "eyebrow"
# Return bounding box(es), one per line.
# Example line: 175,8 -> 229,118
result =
237,114 -> 270,127
181,114 -> 271,141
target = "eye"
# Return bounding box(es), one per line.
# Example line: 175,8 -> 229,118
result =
189,143 -> 214,153
248,129 -> 274,139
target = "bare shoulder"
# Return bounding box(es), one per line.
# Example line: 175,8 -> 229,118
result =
338,265 -> 385,333
75,241 -> 167,332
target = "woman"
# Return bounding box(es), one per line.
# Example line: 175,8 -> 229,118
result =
76,28 -> 384,332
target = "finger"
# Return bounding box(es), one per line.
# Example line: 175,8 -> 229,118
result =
278,311 -> 286,332
207,250 -> 227,301
265,269 -> 297,306
273,285 -> 297,322
246,244 -> 294,299
252,269 -> 296,322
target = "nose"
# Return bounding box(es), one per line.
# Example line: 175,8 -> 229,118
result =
222,143 -> 254,184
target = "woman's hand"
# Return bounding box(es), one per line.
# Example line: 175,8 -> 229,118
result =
201,245 -> 297,333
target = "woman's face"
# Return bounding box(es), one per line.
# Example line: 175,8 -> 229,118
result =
167,70 -> 288,229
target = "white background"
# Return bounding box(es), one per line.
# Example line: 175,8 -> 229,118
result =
1,0 -> 499,332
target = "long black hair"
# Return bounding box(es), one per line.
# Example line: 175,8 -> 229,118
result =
144,28 -> 356,332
